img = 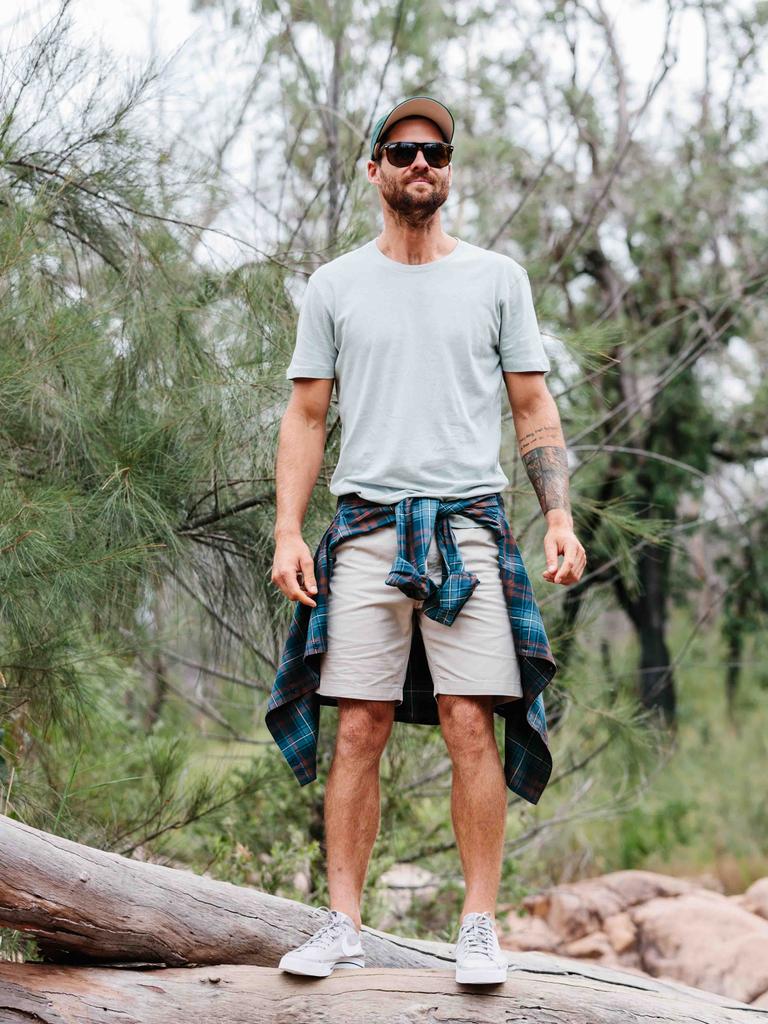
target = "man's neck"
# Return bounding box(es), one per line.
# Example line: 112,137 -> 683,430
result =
375,226 -> 458,266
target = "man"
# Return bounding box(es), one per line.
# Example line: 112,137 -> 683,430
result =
267,95 -> 586,984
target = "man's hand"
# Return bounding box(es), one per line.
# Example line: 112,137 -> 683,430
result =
542,513 -> 586,585
271,533 -> 319,608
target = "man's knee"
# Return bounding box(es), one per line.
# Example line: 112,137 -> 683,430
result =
438,694 -> 495,758
334,698 -> 395,760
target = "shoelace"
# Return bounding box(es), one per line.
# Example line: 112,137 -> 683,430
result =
458,912 -> 497,956
295,906 -> 349,951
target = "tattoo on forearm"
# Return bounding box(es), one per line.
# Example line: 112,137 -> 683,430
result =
518,424 -> 561,452
520,444 -> 571,515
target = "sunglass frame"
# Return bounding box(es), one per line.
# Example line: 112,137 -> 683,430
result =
379,141 -> 454,167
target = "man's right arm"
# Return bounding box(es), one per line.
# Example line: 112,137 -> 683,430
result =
271,377 -> 334,608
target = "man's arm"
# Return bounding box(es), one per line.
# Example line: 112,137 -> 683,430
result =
271,377 -> 334,606
503,370 -> 585,585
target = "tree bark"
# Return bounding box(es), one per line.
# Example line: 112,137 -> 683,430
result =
613,539 -> 677,723
0,814 -> 762,1022
0,813 -> 477,970
1,960 -> 763,1023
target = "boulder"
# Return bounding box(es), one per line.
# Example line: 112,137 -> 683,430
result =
499,869 -> 768,1007
632,892 -> 768,1005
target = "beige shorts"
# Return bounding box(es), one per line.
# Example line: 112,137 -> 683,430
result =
317,524 -> 523,706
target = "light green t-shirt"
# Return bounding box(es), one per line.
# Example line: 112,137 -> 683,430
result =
286,237 -> 551,528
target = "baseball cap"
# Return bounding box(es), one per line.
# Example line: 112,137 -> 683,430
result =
370,96 -> 455,160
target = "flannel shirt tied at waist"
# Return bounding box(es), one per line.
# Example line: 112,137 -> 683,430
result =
265,492 -> 558,805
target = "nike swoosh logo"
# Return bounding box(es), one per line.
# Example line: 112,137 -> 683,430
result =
341,933 -> 361,956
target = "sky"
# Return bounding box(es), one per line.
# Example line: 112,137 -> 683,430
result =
5,0 -> 756,262
4,0 -> 697,70
1,0 -> 719,83
3,0 -> 751,136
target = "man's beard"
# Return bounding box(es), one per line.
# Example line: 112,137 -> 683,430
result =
379,172 -> 449,227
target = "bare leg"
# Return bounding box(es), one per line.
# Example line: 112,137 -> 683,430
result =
324,698 -> 395,930
438,694 -> 506,919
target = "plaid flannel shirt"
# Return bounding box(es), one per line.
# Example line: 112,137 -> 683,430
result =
265,492 -> 558,804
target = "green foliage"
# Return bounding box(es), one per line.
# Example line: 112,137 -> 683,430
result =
181,746 -> 331,902
1,0 -> 767,962
0,8 -> 316,873
616,798 -> 694,869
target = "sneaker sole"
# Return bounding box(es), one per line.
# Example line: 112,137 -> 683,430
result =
279,955 -> 365,977
455,965 -> 508,984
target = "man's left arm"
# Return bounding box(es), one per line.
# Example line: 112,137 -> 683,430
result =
503,370 -> 586,585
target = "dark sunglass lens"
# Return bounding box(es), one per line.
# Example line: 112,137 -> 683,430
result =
389,143 -> 418,166
424,143 -> 451,167
382,141 -> 452,167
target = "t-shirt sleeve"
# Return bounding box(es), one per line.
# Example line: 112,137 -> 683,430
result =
285,274 -> 337,379
499,266 -> 551,372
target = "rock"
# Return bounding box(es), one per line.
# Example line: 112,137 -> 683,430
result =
499,870 -> 768,1008
563,931 -> 617,960
631,891 -> 768,1005
678,871 -> 725,893
499,911 -> 559,952
739,877 -> 768,920
603,911 -> 637,954
520,869 -> 695,941
377,863 -> 441,926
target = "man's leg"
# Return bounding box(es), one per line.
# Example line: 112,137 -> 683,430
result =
437,693 -> 506,918
324,697 -> 396,930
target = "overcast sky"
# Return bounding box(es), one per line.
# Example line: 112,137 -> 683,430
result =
3,0 -> 751,127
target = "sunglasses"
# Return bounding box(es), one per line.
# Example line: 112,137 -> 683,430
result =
379,141 -> 454,168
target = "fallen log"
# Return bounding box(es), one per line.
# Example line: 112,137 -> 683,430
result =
0,813 -> 452,968
1,814 -> 766,1022
1,961 -> 766,1023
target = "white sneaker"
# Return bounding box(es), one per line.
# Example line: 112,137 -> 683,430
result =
454,911 -> 509,984
278,906 -> 365,977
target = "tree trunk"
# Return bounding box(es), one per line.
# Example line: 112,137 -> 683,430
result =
635,542 -> 676,722
613,539 -> 677,723
724,574 -> 750,725
1,960 -> 761,1024
0,814 -> 761,1021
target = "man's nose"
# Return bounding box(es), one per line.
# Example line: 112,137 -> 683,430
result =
409,150 -> 430,171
